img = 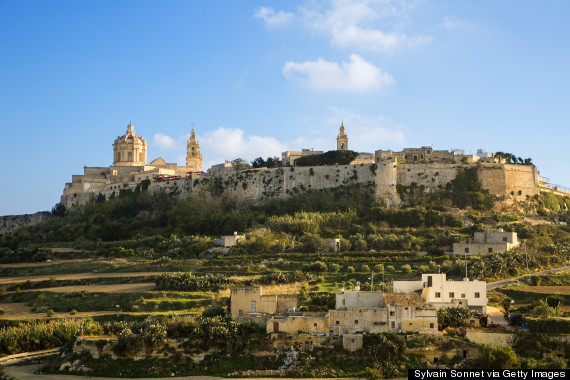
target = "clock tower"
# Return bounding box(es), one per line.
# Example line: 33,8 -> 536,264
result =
336,122 -> 348,151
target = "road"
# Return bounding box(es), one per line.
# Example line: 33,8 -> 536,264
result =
486,265 -> 570,290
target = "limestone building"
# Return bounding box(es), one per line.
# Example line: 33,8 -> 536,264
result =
265,289 -> 438,336
453,229 -> 519,256
230,286 -> 297,317
62,123 -> 203,208
394,273 -> 487,314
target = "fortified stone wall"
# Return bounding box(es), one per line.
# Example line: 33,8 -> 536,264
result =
0,212 -> 52,235
60,162 -> 540,210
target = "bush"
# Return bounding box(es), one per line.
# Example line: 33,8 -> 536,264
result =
155,272 -> 230,291
347,266 -> 355,273
330,263 -> 341,273
361,264 -> 371,273
401,264 -> 412,274
374,264 -> 384,273
302,260 -> 328,273
299,233 -> 325,253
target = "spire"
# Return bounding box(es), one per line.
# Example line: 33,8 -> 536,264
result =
127,122 -> 134,134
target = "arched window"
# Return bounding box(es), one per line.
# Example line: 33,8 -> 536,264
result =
128,151 -> 132,161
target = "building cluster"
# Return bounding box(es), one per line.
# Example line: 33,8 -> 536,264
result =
375,147 -> 503,164
63,124 -> 203,200
61,121 -> 534,210
230,273 -> 487,351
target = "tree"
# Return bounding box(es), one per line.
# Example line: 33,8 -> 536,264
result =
437,307 -> 473,328
251,157 -> 266,168
401,264 -> 412,274
330,263 -> 341,273
361,264 -> 371,273
502,297 -> 513,315
232,158 -> 250,171
475,345 -> 518,369
300,233 -> 325,253
51,202 -> 66,217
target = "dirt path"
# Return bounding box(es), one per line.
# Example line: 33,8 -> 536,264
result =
0,271 -> 165,285
30,282 -> 156,294
1,259 -> 92,268
486,306 -> 507,326
486,266 -> 570,290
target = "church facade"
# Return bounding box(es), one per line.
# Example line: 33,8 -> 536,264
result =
61,123 -> 203,207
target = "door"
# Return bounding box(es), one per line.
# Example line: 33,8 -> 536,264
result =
273,322 -> 279,333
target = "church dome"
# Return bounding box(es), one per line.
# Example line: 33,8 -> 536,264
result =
114,123 -> 147,145
113,123 -> 148,166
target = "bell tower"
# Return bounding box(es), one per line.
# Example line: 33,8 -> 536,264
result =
186,127 -> 202,171
337,122 -> 348,151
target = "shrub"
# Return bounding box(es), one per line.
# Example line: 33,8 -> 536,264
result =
374,264 -> 384,273
347,266 -> 355,273
361,264 -> 371,273
401,264 -> 412,274
330,263 -> 341,273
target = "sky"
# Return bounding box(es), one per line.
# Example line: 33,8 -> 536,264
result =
1,0 -> 570,215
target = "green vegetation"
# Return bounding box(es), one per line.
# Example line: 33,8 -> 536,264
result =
294,149 -> 359,166
0,319 -> 100,356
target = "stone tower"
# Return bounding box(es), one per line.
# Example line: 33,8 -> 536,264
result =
113,123 -> 148,166
186,128 -> 202,171
337,122 -> 348,150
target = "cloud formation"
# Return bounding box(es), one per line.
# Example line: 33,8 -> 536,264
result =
150,110 -> 405,172
254,7 -> 294,28
256,0 -> 431,52
283,54 -> 394,92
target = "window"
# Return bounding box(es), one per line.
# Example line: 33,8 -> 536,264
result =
503,237 -> 507,242
391,321 -> 395,328
314,323 -> 317,327
488,247 -> 493,253
465,248 -> 470,253
449,292 -> 455,298
128,151 -> 133,161
336,321 -> 339,325
390,311 -> 395,316
475,292 -> 480,298
251,301 -> 256,313
430,323 -> 434,329
461,293 -> 466,298
354,320 -> 359,325
342,299 -> 345,306
435,292 -> 441,298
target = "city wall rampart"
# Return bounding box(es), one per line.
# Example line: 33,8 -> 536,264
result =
0,212 -> 52,235
60,162 -> 540,210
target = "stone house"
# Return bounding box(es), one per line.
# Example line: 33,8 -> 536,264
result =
453,229 -> 519,256
230,286 -> 297,317
394,273 -> 487,314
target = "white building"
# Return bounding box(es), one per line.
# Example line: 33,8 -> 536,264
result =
453,230 -> 519,256
394,273 -> 487,314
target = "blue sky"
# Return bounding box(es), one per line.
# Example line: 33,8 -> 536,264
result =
1,0 -> 569,215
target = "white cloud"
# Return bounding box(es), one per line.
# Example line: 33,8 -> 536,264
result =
152,133 -> 180,150
257,0 -> 431,52
149,112 -> 406,172
283,54 -> 394,92
254,7 -> 294,28
443,16 -> 460,30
